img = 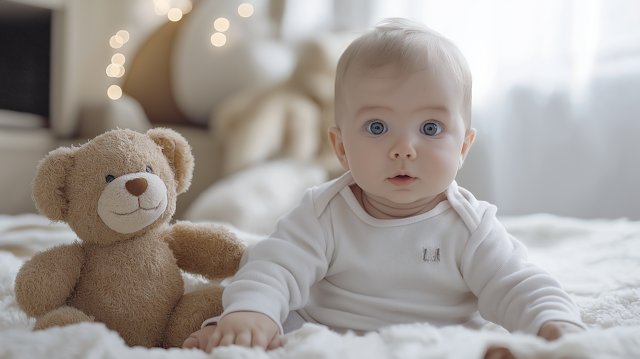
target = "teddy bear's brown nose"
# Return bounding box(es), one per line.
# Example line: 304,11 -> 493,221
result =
125,177 -> 148,197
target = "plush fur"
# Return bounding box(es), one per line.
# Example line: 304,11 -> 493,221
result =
14,128 -> 245,348
213,34 -> 355,179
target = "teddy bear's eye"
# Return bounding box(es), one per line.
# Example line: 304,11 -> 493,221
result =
105,175 -> 115,183
145,166 -> 153,174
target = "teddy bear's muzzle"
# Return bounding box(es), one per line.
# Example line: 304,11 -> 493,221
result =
97,172 -> 168,234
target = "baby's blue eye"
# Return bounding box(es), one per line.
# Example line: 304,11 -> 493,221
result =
421,122 -> 442,136
366,121 -> 387,135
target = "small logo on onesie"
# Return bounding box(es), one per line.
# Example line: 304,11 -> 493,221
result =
422,247 -> 441,262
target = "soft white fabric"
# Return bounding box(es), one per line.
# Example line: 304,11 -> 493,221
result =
1,213 -> 639,358
219,172 -> 584,335
184,159 -> 328,235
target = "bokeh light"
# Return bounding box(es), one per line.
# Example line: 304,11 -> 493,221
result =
111,53 -> 125,65
116,30 -> 129,43
106,64 -> 125,78
180,0 -> 193,14
214,18 -> 229,32
115,66 -> 125,78
211,32 -> 226,47
154,0 -> 170,15
109,35 -> 123,48
238,3 -> 254,17
106,64 -> 120,77
107,85 -> 123,100
168,8 -> 183,21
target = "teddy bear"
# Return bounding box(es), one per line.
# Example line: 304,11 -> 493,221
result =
14,128 -> 245,348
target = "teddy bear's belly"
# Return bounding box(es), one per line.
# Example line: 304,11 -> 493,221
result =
68,240 -> 184,347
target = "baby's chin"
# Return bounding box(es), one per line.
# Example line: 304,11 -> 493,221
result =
365,188 -> 445,206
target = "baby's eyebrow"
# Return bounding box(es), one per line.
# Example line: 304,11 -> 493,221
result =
356,105 -> 450,116
355,106 -> 391,116
413,106 -> 450,114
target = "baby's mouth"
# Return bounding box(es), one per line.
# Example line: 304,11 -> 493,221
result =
388,174 -> 416,187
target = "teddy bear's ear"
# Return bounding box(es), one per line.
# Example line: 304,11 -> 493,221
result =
147,128 -> 194,194
32,146 -> 76,222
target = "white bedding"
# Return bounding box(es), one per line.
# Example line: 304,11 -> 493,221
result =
1,213 -> 639,358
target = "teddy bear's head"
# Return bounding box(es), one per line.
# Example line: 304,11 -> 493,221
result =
32,128 -> 194,245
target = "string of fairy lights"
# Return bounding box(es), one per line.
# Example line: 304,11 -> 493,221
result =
107,1 -> 254,100
106,30 -> 129,100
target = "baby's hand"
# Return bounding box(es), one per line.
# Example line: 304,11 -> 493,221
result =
484,347 -> 515,359
183,311 -> 281,353
484,320 -> 584,359
182,323 -> 217,351
537,320 -> 584,341
208,311 -> 281,352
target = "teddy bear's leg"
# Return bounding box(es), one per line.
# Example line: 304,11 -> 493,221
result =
162,286 -> 224,348
34,306 -> 94,331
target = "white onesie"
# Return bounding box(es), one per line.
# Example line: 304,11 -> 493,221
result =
208,171 -> 584,335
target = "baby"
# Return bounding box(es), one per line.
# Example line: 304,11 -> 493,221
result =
183,18 -> 585,356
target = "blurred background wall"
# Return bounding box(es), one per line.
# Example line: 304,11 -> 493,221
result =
1,0 -> 639,223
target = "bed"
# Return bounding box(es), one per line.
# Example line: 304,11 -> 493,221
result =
1,213 -> 639,358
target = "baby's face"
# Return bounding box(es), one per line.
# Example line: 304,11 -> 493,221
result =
331,63 -> 475,205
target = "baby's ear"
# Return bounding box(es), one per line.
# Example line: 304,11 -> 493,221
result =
328,126 -> 350,170
459,128 -> 476,169
147,128 -> 194,194
32,147 -> 76,222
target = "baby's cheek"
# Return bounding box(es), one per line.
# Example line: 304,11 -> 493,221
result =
428,146 -> 460,174
420,151 -> 460,192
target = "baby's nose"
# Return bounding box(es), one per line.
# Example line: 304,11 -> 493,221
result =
126,177 -> 148,196
392,152 -> 415,159
390,145 -> 417,160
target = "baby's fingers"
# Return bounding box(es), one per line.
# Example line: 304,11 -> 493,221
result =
218,331 -> 237,347
266,334 -> 281,351
205,330 -> 223,353
235,331 -> 253,347
250,330 -> 268,349
182,336 -> 199,349
484,347 -> 515,359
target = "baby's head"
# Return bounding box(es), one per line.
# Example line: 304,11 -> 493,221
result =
329,18 -> 476,205
335,18 -> 472,129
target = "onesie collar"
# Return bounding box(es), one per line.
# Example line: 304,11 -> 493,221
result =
336,172 -> 453,227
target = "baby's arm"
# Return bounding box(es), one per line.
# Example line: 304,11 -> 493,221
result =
183,311 -> 280,353
460,212 -> 585,334
184,189 -> 330,352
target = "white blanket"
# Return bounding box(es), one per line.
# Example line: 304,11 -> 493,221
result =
1,213 -> 639,359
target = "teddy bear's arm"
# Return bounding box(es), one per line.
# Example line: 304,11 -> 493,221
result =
167,221 -> 245,280
14,242 -> 85,318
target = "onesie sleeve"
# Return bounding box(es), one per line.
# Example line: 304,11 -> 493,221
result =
218,188 -> 331,334
460,208 -> 585,335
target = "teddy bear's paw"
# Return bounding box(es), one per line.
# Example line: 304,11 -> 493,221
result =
34,306 -> 94,331
162,286 -> 224,348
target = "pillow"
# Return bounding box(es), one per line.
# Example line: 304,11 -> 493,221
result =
184,159 -> 327,235
171,0 -> 295,125
122,19 -> 191,126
